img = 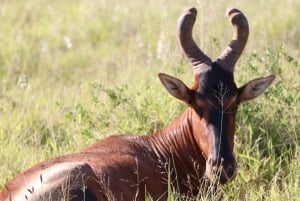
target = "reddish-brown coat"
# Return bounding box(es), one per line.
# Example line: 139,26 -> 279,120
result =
0,7 -> 275,201
0,108 -> 211,201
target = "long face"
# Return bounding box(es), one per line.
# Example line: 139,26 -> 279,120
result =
159,7 -> 275,185
191,63 -> 239,184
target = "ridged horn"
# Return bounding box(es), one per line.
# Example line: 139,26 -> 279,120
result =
216,8 -> 249,72
177,7 -> 212,73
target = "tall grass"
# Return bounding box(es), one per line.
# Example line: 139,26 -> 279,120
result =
0,0 -> 299,200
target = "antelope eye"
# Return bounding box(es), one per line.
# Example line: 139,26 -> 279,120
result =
195,98 -> 208,108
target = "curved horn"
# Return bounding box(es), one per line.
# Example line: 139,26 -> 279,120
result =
217,8 -> 249,72
177,7 -> 212,73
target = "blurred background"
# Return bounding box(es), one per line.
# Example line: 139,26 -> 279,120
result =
0,0 -> 299,200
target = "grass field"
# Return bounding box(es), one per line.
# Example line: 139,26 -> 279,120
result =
0,0 -> 299,200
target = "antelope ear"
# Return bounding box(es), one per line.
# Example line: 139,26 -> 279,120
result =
238,75 -> 275,102
158,73 -> 192,103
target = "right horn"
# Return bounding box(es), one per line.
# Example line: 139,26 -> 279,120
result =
177,7 -> 212,73
216,8 -> 249,72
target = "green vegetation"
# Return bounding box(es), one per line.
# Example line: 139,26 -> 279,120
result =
0,0 -> 299,200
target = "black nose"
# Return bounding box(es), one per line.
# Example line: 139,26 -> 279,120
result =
208,157 -> 237,182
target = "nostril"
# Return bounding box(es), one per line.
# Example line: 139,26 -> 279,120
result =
226,166 -> 235,177
224,163 -> 237,179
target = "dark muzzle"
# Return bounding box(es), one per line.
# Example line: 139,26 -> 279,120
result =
205,157 -> 237,184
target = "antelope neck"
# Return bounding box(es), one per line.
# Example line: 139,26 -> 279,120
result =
147,108 -> 206,172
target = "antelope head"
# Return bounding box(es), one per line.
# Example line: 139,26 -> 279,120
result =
159,7 -> 275,184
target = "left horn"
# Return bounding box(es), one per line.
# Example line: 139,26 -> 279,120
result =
216,8 -> 249,72
177,7 -> 212,73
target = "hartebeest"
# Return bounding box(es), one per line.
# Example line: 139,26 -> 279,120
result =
0,7 -> 274,201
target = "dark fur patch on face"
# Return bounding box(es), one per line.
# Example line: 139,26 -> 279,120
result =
208,107 -> 235,165
196,63 -> 238,102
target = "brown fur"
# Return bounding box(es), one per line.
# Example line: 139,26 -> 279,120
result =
0,7 -> 275,201
0,108 -> 218,201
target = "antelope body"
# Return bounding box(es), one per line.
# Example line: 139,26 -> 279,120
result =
0,7 -> 274,201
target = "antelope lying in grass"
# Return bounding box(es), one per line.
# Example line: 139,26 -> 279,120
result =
0,7 -> 274,201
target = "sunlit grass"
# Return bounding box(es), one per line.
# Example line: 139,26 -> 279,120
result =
0,0 -> 299,200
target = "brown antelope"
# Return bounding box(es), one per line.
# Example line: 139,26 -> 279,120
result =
0,7 -> 274,201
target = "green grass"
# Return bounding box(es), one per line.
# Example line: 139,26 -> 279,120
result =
0,0 -> 299,200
